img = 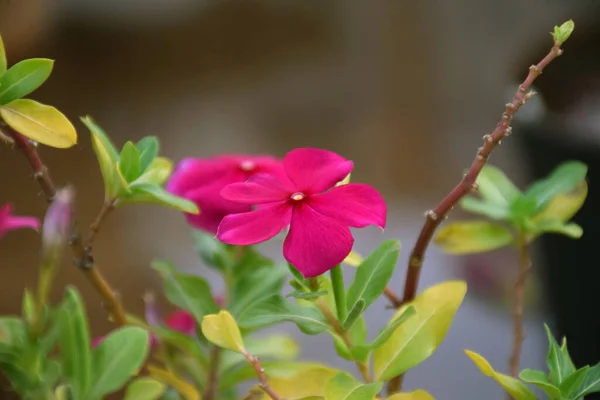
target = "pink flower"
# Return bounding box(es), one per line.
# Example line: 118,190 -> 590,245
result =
0,203 -> 40,240
217,148 -> 387,277
164,310 -> 196,336
167,155 -> 283,233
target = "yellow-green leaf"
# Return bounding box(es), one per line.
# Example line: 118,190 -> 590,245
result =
387,390 -> 435,400
343,250 -> 363,268
0,58 -> 53,104
533,180 -> 587,223
324,372 -> 382,400
0,99 -> 76,148
464,350 -> 537,400
148,366 -> 201,400
201,310 -> 245,353
250,365 -> 340,400
134,157 -> 173,186
434,221 -> 513,254
124,377 -> 166,400
0,35 -> 6,75
81,116 -> 129,200
373,281 -> 467,381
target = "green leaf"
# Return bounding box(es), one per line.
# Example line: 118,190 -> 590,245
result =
553,20 -> 575,44
88,326 -> 150,398
230,266 -> 287,318
57,288 -> 92,400
373,281 -> 466,380
333,315 -> 367,362
119,141 -> 142,183
524,161 -> 588,214
136,137 -> 159,172
124,377 -> 166,400
387,390 -> 435,400
477,165 -> 522,206
121,183 -> 198,213
21,289 -> 36,327
0,317 -> 26,347
148,365 -> 201,400
133,157 -> 172,186
152,261 -> 218,324
202,311 -> 245,352
346,240 -> 400,313
576,363 -> 600,398
341,299 -> 365,331
460,197 -> 509,220
324,372 -> 383,400
559,366 -> 589,399
0,35 -> 6,75
287,291 -> 329,300
81,116 -> 129,200
220,334 -> 299,373
519,369 -> 561,400
192,230 -> 231,271
0,99 -> 77,148
465,350 -> 537,400
238,295 -> 329,335
434,221 -> 513,254
532,180 -> 587,224
545,324 -> 575,385
0,58 -> 53,105
528,219 -> 583,239
247,365 -> 340,400
366,305 -> 415,350
288,262 -> 306,283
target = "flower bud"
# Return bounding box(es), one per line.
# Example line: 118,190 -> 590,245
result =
42,188 -> 74,251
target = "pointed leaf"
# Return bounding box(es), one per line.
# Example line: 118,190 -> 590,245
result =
0,35 -> 6,75
148,365 -> 201,400
477,165 -> 522,206
88,327 -> 150,398
529,219 -> 583,239
341,299 -> 365,332
465,350 -> 537,400
533,180 -> 587,223
367,305 -> 415,350
387,390 -> 435,400
576,363 -> 600,398
559,366 -> 589,399
124,377 -> 166,400
230,265 -> 287,317
545,324 -> 574,385
553,20 -> 575,44
0,99 -> 76,148
287,290 -> 329,300
57,288 -> 92,400
346,240 -> 400,313
460,197 -> 509,220
434,221 -> 513,254
122,183 -> 199,213
202,310 -> 245,352
519,369 -> 561,400
524,161 -> 588,214
373,281 -> 466,380
136,136 -> 159,172
119,141 -> 142,182
134,157 -> 172,186
0,58 -> 53,104
324,372 -> 382,400
238,295 -> 329,335
151,261 -> 218,324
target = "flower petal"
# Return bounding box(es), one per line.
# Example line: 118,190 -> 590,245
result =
283,203 -> 354,278
185,182 -> 251,233
283,148 -> 354,194
221,173 -> 291,204
165,311 -> 196,336
308,183 -> 387,228
217,202 -> 291,245
166,158 -> 236,196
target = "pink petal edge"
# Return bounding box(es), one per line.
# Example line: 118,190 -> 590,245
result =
217,202 -> 292,246
283,148 -> 354,194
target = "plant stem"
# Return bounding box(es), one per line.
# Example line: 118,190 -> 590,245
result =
204,346 -> 221,400
388,38 -> 566,396
510,234 -> 531,378
330,264 -> 347,321
317,299 -> 372,382
399,40 -> 565,307
387,375 -> 404,395
4,127 -> 127,326
243,351 -> 282,400
86,201 -> 114,249
384,287 -> 402,308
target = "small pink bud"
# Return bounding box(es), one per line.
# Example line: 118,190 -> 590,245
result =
42,188 -> 74,250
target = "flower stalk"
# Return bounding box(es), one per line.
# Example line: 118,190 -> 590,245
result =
509,233 -> 531,378
330,264 -> 347,321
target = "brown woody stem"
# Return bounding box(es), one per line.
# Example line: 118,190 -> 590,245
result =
389,40 -> 565,394
4,127 -> 127,326
510,234 -> 531,378
243,351 -> 282,400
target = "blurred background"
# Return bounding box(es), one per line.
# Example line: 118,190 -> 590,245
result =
1,0 -> 600,398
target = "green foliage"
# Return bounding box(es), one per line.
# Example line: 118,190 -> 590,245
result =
81,116 -> 197,213
324,372 -> 383,400
436,162 -> 588,255
0,59 -> 53,105
553,20 -> 575,44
